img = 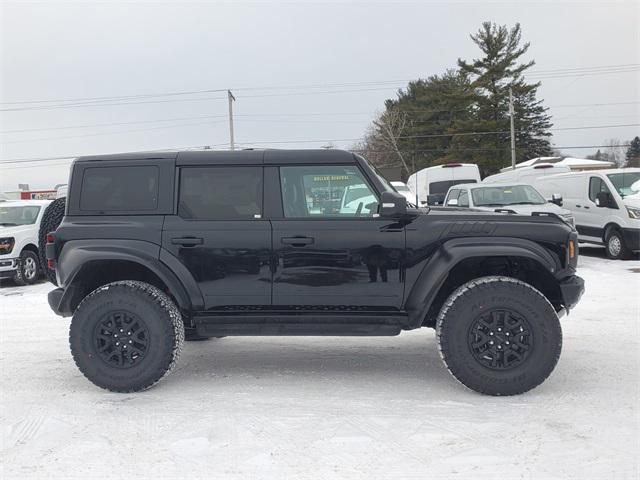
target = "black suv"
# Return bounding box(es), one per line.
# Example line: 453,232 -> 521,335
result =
46,149 -> 584,395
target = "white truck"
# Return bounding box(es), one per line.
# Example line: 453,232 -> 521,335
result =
0,199 -> 52,284
407,163 -> 481,206
535,168 -> 640,259
443,182 -> 575,226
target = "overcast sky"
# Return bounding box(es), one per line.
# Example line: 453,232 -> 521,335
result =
1,0 -> 638,191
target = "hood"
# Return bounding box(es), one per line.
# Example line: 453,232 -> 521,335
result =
0,224 -> 35,237
622,195 -> 640,208
472,203 -> 571,216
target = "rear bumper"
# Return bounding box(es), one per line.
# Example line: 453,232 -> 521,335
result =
559,275 -> 585,311
621,227 -> 640,252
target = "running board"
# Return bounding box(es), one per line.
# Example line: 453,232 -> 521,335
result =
194,313 -> 405,337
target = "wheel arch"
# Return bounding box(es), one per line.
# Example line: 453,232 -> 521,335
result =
55,240 -> 203,317
404,237 -> 563,328
603,222 -> 623,242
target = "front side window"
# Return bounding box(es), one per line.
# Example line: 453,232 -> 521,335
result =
179,166 -> 262,220
0,206 -> 41,226
279,165 -> 379,218
589,177 -> 610,202
445,189 -> 460,205
80,166 -> 158,211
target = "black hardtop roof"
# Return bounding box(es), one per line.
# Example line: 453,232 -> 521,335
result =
75,149 -> 358,165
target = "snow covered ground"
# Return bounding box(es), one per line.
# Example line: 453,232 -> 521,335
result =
1,246 -> 639,480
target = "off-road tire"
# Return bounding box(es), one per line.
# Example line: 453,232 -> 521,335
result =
13,250 -> 40,286
70,281 -> 185,393
605,228 -> 631,260
38,197 -> 66,285
436,276 -> 562,396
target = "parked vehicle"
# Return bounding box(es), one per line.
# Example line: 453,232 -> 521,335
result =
483,163 -> 571,185
499,156 -> 614,172
0,199 -> 51,285
443,183 -> 575,226
46,149 -> 583,395
390,181 -> 416,204
407,163 -> 481,206
535,168 -> 640,259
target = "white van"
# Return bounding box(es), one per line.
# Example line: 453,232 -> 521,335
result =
390,181 -> 415,204
483,163 -> 571,184
535,168 -> 640,259
407,163 -> 481,206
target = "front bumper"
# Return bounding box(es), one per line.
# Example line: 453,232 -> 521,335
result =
0,257 -> 18,277
621,227 -> 640,252
559,275 -> 585,310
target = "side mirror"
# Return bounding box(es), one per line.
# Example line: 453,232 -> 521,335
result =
595,191 -> 613,208
379,191 -> 407,218
446,198 -> 459,206
549,193 -> 563,207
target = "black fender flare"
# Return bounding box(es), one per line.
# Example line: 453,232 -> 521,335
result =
404,236 -> 559,328
56,239 -> 203,314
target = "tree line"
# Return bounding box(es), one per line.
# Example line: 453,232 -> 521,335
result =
355,22 -> 637,178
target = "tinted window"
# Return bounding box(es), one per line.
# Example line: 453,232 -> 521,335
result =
80,166 -> 158,211
179,167 -> 262,220
280,165 -> 378,218
589,177 -> 610,202
429,179 -> 477,195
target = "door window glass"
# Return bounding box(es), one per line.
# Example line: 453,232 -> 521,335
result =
279,165 -> 379,217
446,189 -> 460,205
589,177 -> 610,202
179,167 -> 262,220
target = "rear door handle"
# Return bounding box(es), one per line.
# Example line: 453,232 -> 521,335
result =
171,237 -> 203,246
281,236 -> 314,246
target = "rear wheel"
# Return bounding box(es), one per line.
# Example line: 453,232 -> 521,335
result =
605,228 -> 631,260
13,250 -> 40,286
70,281 -> 184,392
437,276 -> 562,396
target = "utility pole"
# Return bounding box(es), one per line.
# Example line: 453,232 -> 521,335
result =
227,90 -> 236,151
509,87 -> 516,170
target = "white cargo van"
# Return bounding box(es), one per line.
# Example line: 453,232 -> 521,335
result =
483,163 -> 571,184
407,163 -> 481,206
535,168 -> 640,259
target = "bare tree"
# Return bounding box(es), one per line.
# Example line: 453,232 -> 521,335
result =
604,138 -> 626,167
372,108 -> 412,175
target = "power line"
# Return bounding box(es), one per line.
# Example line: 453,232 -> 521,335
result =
2,63 -> 638,109
1,141 -> 633,167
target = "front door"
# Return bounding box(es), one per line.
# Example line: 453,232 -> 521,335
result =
271,164 -> 405,309
162,165 -> 271,309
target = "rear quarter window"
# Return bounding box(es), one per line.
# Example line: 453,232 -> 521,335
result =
80,166 -> 159,212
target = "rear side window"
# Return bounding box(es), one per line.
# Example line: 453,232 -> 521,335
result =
179,166 -> 262,220
80,166 -> 159,211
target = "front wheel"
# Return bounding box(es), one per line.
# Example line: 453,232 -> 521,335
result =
70,281 -> 185,392
13,250 -> 40,286
605,228 -> 631,260
436,276 -> 562,396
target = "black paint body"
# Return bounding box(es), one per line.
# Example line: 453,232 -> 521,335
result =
48,149 -> 584,335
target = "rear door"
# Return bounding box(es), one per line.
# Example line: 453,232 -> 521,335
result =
162,163 -> 271,309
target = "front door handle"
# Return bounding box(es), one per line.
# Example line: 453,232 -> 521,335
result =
171,237 -> 203,246
281,236 -> 314,246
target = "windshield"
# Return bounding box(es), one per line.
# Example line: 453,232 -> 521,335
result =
0,205 -> 41,226
607,172 -> 640,197
471,185 -> 546,206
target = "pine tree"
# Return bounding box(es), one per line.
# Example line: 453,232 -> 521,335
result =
447,22 -> 553,175
625,136 -> 640,167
